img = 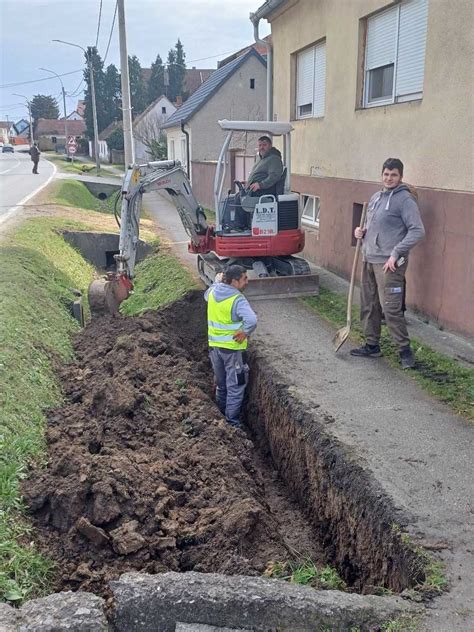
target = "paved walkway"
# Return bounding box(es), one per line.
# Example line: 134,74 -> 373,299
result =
144,191 -> 473,631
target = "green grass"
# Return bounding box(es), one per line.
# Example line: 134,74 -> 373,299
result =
48,179 -> 118,215
45,152 -> 121,178
264,558 -> 346,590
0,217 -> 97,603
120,245 -> 197,316
304,288 -> 474,420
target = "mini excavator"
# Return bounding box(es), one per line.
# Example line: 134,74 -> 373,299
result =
88,120 -> 319,316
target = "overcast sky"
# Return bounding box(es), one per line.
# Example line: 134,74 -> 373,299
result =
0,0 -> 270,122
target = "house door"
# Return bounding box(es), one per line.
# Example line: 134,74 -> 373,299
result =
234,152 -> 256,186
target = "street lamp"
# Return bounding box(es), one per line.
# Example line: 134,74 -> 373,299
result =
52,39 -> 100,174
12,93 -> 34,144
39,67 -> 70,160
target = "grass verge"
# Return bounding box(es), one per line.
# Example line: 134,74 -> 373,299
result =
45,152 -> 121,178
304,288 -> 474,420
47,179 -> 118,214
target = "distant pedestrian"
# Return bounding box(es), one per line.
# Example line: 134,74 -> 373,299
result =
204,265 -> 257,427
29,142 -> 40,174
351,158 -> 425,369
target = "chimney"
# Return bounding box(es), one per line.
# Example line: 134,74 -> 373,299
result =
175,95 -> 183,106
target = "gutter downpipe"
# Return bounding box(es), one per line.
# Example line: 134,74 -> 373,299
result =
250,0 -> 286,122
181,121 -> 190,180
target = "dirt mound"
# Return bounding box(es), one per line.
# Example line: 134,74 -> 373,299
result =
23,291 -> 323,597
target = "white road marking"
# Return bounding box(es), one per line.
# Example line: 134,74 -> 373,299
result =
0,159 -> 21,174
0,159 -> 57,225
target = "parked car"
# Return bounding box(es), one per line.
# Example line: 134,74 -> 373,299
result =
2,144 -> 14,153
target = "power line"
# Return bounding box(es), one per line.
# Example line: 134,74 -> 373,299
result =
67,77 -> 85,97
187,49 -> 237,64
103,1 -> 118,64
95,0 -> 103,48
0,69 -> 82,90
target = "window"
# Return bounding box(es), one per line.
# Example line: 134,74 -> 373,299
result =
169,139 -> 175,160
250,78 -> 255,89
296,41 -> 326,119
162,106 -> 166,114
301,194 -> 320,227
51,136 -> 57,144
181,138 -> 187,166
364,0 -> 428,107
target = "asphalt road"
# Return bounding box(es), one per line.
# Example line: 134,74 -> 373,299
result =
0,146 -> 55,224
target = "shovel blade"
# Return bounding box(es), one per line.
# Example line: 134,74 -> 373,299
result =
333,325 -> 350,352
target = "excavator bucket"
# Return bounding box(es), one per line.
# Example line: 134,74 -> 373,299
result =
244,273 -> 319,300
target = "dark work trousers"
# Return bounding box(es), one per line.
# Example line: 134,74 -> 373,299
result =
360,261 -> 410,351
32,159 -> 39,174
209,347 -> 249,426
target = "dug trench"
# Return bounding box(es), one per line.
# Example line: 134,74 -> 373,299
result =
22,290 -> 425,604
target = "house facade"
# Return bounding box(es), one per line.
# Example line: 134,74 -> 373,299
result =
133,95 -> 176,162
163,49 -> 267,209
35,118 -> 86,151
260,0 -> 473,335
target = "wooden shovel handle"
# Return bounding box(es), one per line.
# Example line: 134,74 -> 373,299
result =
346,202 -> 368,324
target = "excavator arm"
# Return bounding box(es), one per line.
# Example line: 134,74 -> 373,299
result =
88,160 -> 210,316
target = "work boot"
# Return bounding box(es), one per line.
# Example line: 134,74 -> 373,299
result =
399,346 -> 416,369
350,343 -> 382,358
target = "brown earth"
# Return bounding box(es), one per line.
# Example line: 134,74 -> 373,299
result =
23,291 -> 326,598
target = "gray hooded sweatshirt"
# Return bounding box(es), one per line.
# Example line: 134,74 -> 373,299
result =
362,184 -> 425,264
204,282 -> 257,337
247,147 -> 284,190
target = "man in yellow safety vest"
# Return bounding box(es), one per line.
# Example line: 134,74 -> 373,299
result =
205,265 -> 257,428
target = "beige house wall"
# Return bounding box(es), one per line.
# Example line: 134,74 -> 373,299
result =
270,0 -> 473,191
165,126 -> 192,169
190,55 -> 267,162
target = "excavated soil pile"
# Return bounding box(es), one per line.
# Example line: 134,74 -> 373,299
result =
23,291 -> 325,597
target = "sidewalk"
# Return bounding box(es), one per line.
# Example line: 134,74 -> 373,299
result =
144,191 -> 474,631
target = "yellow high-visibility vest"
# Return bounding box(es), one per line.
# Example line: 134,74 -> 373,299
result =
208,290 -> 247,350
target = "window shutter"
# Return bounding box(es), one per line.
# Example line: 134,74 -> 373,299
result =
366,5 -> 398,70
297,47 -> 315,114
313,42 -> 326,118
395,0 -> 429,98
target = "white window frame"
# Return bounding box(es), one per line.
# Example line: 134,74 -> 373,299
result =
364,0 -> 428,108
296,40 -> 326,120
300,194 -> 320,228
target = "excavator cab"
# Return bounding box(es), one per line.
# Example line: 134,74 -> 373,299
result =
196,120 -> 319,299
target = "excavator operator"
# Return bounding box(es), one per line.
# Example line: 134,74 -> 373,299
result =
233,135 -> 284,229
205,265 -> 257,428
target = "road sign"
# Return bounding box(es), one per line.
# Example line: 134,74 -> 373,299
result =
68,146 -> 77,154
67,136 -> 77,147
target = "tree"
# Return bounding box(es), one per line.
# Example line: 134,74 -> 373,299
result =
128,55 -> 147,117
147,53 -> 165,105
103,64 -> 121,128
167,39 -> 186,101
133,112 -> 167,160
83,46 -> 108,138
30,95 -> 59,128
107,127 -> 124,151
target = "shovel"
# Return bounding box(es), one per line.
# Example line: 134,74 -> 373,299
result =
333,202 -> 368,352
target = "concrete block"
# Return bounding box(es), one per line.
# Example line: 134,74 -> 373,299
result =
62,231 -> 152,270
111,571 -> 418,632
6,591 -> 108,631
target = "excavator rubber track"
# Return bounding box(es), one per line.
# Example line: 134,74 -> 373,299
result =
197,254 -> 319,300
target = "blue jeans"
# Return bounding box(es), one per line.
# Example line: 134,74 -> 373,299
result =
209,348 -> 249,426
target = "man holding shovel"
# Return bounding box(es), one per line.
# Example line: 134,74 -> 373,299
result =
350,158 -> 425,369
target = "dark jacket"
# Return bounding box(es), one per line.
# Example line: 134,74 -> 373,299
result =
362,184 -> 425,264
29,146 -> 40,160
247,147 -> 283,190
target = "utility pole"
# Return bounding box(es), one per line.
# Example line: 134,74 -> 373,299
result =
53,39 -> 100,175
117,0 -> 134,166
40,67 -> 70,160
13,94 -> 34,144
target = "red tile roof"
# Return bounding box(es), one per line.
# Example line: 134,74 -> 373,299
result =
141,68 -> 215,101
36,119 -> 86,136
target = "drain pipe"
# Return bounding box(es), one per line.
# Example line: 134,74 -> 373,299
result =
250,0 -> 286,122
181,121 -> 190,180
